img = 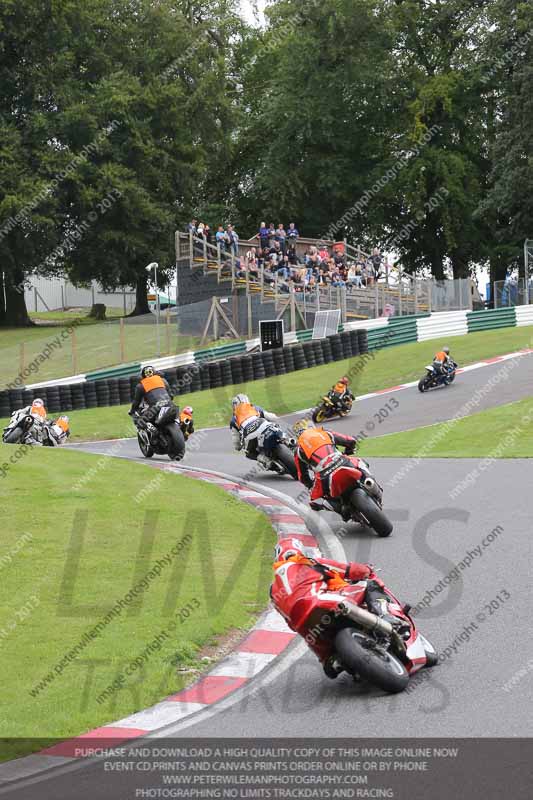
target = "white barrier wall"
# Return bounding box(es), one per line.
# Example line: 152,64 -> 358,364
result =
515,306 -> 533,327
416,310 -> 468,341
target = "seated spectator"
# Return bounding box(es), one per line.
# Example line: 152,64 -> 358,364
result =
319,244 -> 329,262
331,267 -> 346,287
269,241 -> 283,266
245,246 -> 258,270
276,255 -> 291,280
318,266 -> 330,285
333,249 -> 346,268
259,221 -> 269,251
275,223 -> 287,253
347,263 -> 362,289
287,243 -> 299,265
356,259 -> 367,286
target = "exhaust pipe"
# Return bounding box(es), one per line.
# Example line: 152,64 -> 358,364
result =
338,600 -> 393,636
363,477 -> 375,490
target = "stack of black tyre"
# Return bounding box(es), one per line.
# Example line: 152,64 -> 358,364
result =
0,328 -> 369,416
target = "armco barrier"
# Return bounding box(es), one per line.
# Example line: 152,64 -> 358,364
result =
515,306 -> 533,327
467,308 -> 516,332
416,310 -> 468,342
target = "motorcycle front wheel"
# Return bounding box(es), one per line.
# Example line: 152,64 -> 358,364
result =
2,427 -> 23,445
165,423 -> 186,461
137,433 -> 154,458
272,443 -> 298,479
350,487 -> 393,537
312,406 -> 328,424
335,628 -> 409,693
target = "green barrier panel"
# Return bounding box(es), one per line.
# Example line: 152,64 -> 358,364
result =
467,308 -> 516,333
296,329 -> 313,342
86,362 -> 141,381
194,341 -> 247,363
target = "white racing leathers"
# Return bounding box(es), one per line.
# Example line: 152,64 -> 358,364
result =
233,411 -> 278,465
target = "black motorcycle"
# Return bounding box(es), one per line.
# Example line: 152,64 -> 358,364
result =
132,402 -> 185,461
418,360 -> 457,393
311,392 -> 353,423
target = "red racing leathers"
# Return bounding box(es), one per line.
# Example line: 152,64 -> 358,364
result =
270,553 -> 374,662
294,427 -> 357,501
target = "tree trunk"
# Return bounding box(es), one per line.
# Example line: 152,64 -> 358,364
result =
0,269 -> 34,327
128,273 -> 150,316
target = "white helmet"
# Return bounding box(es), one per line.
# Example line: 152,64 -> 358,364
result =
232,393 -> 249,407
32,398 -> 44,407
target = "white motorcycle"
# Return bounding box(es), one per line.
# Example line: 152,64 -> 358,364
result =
241,418 -> 298,479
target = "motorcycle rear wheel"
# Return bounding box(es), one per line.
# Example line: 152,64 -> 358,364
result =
137,433 -> 154,458
165,424 -> 185,461
273,443 -> 298,479
350,488 -> 393,537
335,628 -> 409,693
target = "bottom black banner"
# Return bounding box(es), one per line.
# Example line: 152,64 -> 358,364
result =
0,738 -> 531,800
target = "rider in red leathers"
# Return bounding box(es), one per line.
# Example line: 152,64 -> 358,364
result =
271,537 -> 409,677
293,419 -> 358,519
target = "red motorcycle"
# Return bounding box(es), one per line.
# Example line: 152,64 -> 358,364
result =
310,451 -> 393,537
287,576 -> 436,693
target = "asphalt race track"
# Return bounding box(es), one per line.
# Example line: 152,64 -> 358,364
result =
5,352 -> 532,798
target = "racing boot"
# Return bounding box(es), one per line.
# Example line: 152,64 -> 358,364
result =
366,584 -> 411,639
257,452 -> 274,471
323,656 -> 343,679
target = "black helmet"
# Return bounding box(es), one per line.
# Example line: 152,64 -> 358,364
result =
141,365 -> 155,378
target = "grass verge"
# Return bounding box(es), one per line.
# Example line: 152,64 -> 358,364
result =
0,446 -> 274,759
359,397 -> 533,458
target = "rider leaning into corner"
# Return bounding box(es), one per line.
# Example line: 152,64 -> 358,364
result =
129,365 -> 175,422
271,537 -> 412,678
293,419 -> 358,520
433,346 -> 454,377
230,394 -> 279,469
19,398 -> 47,445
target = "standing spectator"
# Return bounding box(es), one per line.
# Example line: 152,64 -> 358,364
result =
364,260 -> 375,287
187,218 -> 197,235
216,225 -> 227,253
268,222 -> 276,247
370,247 -> 382,281
259,221 -> 269,251
275,223 -> 287,253
196,221 -> 205,239
227,224 -> 239,256
204,224 -> 212,245
287,222 -> 299,245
